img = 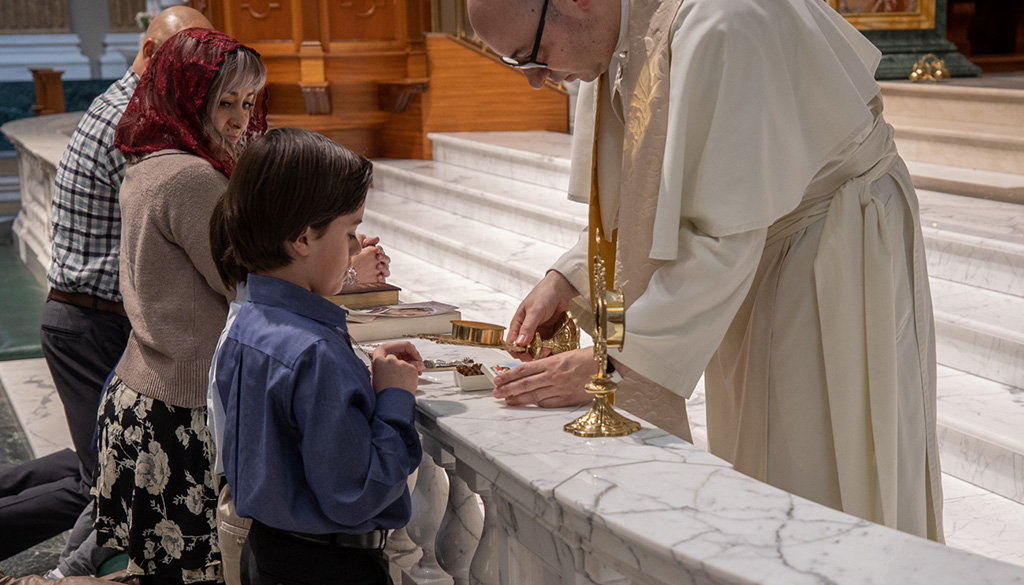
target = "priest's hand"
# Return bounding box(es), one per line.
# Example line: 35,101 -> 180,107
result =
507,270 -> 579,359
492,348 -> 594,407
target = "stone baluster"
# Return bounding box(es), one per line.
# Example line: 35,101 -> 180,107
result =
467,479 -> 500,585
386,468 -> 422,582
435,462 -> 484,585
402,453 -> 452,585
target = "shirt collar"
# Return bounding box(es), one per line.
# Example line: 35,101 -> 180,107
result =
246,274 -> 349,330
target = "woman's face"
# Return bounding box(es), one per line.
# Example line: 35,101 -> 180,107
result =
212,88 -> 258,145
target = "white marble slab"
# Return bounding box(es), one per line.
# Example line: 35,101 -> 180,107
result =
409,337 -> 1024,584
0,357 -> 72,458
943,474 -> 1024,569
917,188 -> 1024,247
931,278 -> 1024,389
364,190 -> 567,301
373,159 -> 586,248
924,228 -> 1024,298
906,160 -> 1024,204
936,365 -> 1024,504
428,132 -> 572,192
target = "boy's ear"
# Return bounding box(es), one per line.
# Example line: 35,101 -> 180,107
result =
284,226 -> 313,260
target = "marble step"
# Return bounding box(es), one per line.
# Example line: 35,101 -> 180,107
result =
907,161 -> 1024,205
888,114 -> 1024,175
930,277 -> 1024,390
936,365 -> 1024,505
879,81 -> 1024,130
363,188 -> 562,301
918,189 -> 1024,298
372,159 -> 586,249
879,81 -> 1024,177
428,131 -> 572,192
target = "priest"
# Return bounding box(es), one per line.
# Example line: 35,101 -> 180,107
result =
468,0 -> 943,541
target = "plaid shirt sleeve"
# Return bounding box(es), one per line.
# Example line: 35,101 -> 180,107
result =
48,70 -> 138,302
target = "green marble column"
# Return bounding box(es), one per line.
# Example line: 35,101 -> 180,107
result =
861,0 -> 980,79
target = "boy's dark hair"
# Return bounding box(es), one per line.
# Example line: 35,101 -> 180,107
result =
211,127 -> 373,287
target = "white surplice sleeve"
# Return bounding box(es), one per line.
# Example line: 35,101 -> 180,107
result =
615,225 -> 764,398
550,221 -> 764,399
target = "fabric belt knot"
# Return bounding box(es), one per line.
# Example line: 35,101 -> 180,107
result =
813,136 -> 902,530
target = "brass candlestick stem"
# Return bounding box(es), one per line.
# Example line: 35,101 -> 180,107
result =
564,229 -> 640,438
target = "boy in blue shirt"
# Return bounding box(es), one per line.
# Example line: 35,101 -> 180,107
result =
210,127 -> 423,585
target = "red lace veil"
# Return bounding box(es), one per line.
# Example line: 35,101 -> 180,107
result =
115,28 -> 268,177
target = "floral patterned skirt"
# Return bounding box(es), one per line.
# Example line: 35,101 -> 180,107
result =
94,375 -> 222,583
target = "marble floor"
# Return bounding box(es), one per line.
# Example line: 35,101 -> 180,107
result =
0,362 -> 67,576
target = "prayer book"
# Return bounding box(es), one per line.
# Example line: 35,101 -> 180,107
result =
326,282 -> 401,310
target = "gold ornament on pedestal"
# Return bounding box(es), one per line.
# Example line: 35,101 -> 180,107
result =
909,54 -> 949,83
563,227 -> 641,438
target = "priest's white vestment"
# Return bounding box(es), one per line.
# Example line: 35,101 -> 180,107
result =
550,0 -> 943,540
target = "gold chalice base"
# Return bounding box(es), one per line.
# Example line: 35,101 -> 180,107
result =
563,376 -> 641,437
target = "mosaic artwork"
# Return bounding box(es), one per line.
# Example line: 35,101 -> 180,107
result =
838,0 -> 919,13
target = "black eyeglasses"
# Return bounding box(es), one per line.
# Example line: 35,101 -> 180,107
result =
499,0 -> 550,69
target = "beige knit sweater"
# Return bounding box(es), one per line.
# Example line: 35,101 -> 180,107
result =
116,150 -> 231,408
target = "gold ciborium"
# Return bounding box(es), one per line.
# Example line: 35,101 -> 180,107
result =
420,315 -> 579,358
564,229 -> 640,437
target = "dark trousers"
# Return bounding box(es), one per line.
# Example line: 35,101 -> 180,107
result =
0,449 -> 89,559
39,299 -> 131,478
0,299 -> 130,560
240,522 -> 392,585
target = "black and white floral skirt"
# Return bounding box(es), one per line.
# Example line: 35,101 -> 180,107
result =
94,375 -> 222,583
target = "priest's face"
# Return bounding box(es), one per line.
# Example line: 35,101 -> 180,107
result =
468,0 -> 620,89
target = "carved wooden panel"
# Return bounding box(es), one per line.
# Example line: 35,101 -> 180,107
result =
0,0 -> 70,33
232,0 -> 294,43
108,0 -> 146,33
327,0 -> 402,42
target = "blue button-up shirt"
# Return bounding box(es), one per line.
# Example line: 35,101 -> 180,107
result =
216,275 -> 421,534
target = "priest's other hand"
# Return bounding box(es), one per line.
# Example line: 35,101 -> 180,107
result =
507,270 -> 579,357
492,347 -> 593,407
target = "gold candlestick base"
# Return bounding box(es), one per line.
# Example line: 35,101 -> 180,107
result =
564,375 -> 641,437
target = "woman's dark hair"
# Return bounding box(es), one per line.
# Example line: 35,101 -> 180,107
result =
210,127 -> 373,287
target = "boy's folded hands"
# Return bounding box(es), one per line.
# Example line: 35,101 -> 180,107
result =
370,341 -> 425,395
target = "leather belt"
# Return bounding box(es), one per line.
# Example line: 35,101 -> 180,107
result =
279,528 -> 387,550
48,288 -> 127,317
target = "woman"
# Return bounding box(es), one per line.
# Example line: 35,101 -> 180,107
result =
94,28 -> 266,585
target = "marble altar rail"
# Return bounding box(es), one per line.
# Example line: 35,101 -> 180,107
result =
0,113 -> 80,283
397,339 -> 1024,585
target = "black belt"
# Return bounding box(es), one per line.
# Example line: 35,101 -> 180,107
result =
278,528 -> 387,550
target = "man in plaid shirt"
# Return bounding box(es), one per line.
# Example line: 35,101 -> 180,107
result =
0,6 -> 211,569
